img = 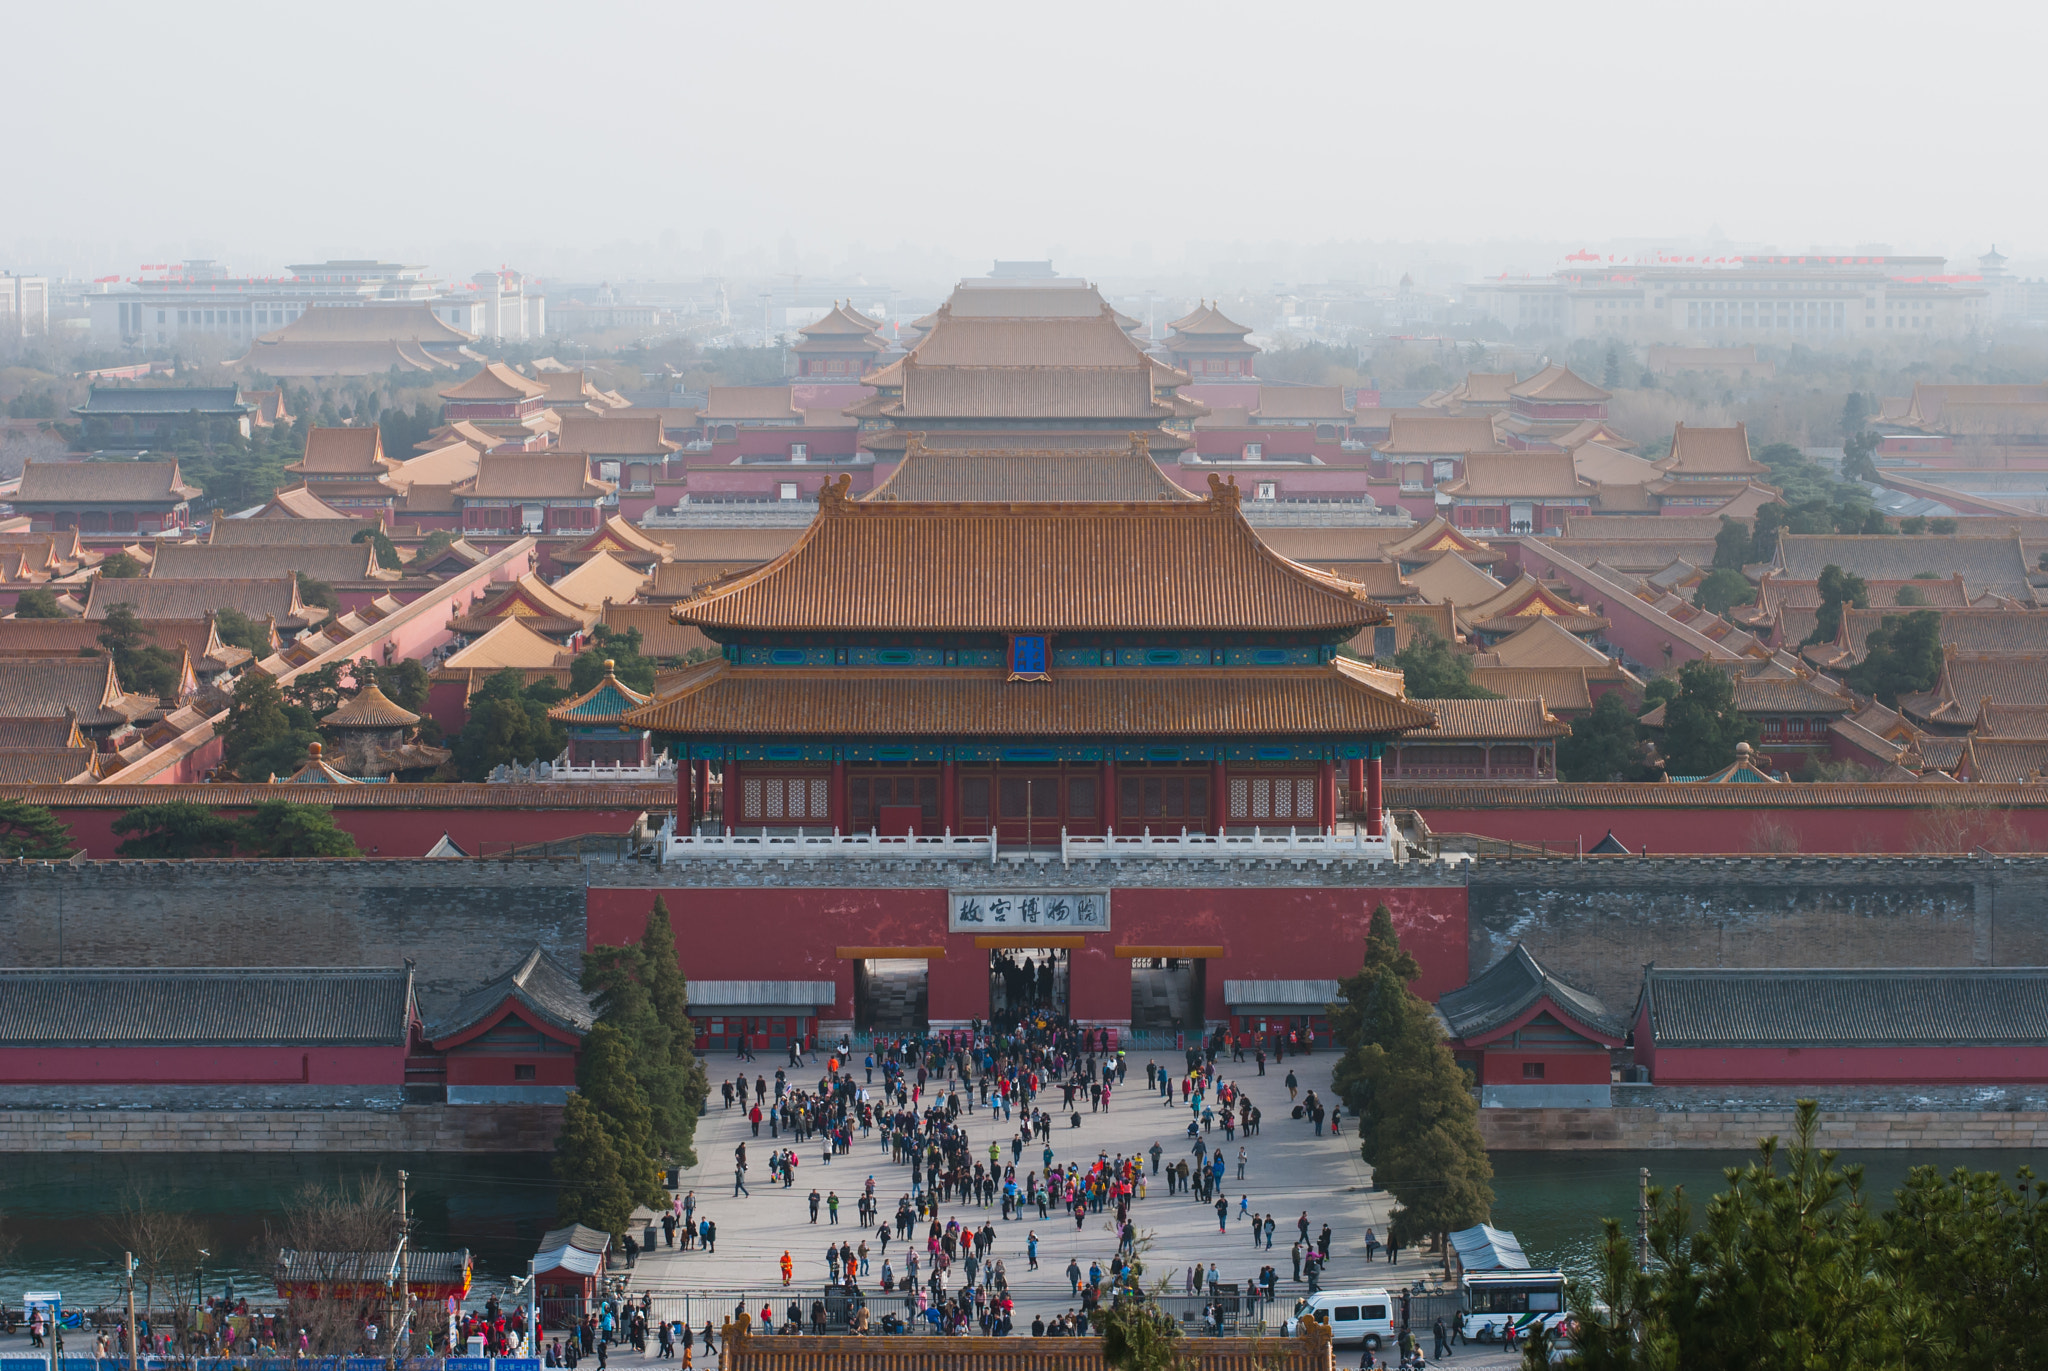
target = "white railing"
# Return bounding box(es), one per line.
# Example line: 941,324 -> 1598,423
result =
655,818 -> 997,862
1061,820 -> 1401,862
552,757 -> 677,782
492,755 -> 678,784
653,815 -> 1405,863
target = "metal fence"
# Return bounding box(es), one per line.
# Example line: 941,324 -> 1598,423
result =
618,1287 -> 1285,1339
0,1361 -> 537,1371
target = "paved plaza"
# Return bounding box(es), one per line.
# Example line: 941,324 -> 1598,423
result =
619,1046 -> 1521,1366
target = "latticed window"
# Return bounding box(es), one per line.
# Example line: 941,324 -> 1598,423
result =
1228,775 -> 1315,821
741,774 -> 829,821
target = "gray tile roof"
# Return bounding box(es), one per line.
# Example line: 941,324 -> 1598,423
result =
1640,967 -> 2048,1047
1778,533 -> 2036,603
537,1224 -> 612,1256
427,946 -> 594,1043
1438,944 -> 1624,1042
276,1248 -> 470,1288
73,387 -> 250,416
0,967 -> 414,1046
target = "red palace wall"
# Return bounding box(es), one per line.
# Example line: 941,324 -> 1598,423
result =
586,883 -> 1469,1022
0,1045 -> 404,1085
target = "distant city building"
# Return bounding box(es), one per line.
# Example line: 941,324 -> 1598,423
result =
1466,254 -> 1989,342
86,258 -> 544,349
0,274 -> 50,340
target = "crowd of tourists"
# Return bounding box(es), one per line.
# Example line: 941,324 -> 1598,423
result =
695,1017 -> 1340,1338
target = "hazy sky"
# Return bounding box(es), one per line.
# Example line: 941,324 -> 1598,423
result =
7,0 -> 2043,285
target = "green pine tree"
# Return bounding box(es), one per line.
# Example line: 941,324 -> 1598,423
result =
234,800 -> 359,857
1658,661 -> 1760,776
582,944 -> 696,1172
219,669 -> 321,781
1845,610 -> 1943,708
1385,622 -> 1498,700
639,898 -> 708,1165
0,800 -> 77,859
12,588 -> 65,619
552,1091 -> 638,1240
1330,909 -> 1492,1264
111,801 -> 242,857
570,1021 -> 667,1219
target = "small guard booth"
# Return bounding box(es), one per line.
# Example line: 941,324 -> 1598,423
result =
534,1223 -> 610,1328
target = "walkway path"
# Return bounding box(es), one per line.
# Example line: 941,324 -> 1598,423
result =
619,1046 -> 1469,1349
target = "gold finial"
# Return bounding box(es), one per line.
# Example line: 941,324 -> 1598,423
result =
603,659 -> 616,673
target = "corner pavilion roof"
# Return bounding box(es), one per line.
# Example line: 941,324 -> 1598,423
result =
1166,302 -> 1254,338
548,664 -> 652,726
669,474 -> 1389,637
623,657 -> 1436,738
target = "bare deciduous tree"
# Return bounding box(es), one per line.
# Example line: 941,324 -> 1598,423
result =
1910,793 -> 2028,854
105,1184 -> 208,1353
261,1171 -> 415,1356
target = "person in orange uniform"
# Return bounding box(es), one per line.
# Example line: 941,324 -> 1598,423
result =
780,1251 -> 794,1286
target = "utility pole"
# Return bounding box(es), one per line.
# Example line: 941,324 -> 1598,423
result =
1636,1166 -> 1650,1272
397,1169 -> 411,1358
125,1253 -> 138,1371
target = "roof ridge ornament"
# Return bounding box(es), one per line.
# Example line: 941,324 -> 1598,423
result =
819,472 -> 853,508
1205,470 -> 1241,507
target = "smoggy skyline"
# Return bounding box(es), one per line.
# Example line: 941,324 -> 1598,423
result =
6,0 -> 2044,287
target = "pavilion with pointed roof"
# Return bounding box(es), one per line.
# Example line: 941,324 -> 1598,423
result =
792,302 -> 891,380
1159,302 -> 1259,378
623,471 -> 1433,842
1647,423 -> 1780,513
320,682 -> 451,777
1499,364 -> 1613,450
547,660 -> 660,770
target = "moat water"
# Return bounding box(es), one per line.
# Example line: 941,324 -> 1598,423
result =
0,1152 -> 559,1309
1,1147 -> 2036,1308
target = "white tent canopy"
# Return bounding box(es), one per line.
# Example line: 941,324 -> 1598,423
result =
1449,1223 -> 1529,1271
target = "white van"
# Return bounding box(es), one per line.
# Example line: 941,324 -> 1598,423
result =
1461,1269 -> 1571,1342
1281,1288 -> 1397,1350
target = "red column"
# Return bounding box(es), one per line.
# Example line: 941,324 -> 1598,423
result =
694,760 -> 711,832
724,760 -> 740,835
1366,756 -> 1384,836
1210,759 -> 1228,836
830,759 -> 847,835
1317,761 -> 1336,835
940,756 -> 957,835
1347,758 -> 1366,816
1101,759 -> 1117,837
677,742 -> 693,820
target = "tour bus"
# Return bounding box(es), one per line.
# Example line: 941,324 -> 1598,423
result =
1280,1289 -> 1397,1351
1460,1269 -> 1572,1342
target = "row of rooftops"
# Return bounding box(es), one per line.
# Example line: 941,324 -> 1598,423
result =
0,945 -> 593,1049
1438,943 -> 2048,1051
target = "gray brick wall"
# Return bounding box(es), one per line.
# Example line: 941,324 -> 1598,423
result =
1466,855 -> 2048,1011
0,860 -> 592,1018
0,1104 -> 562,1152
